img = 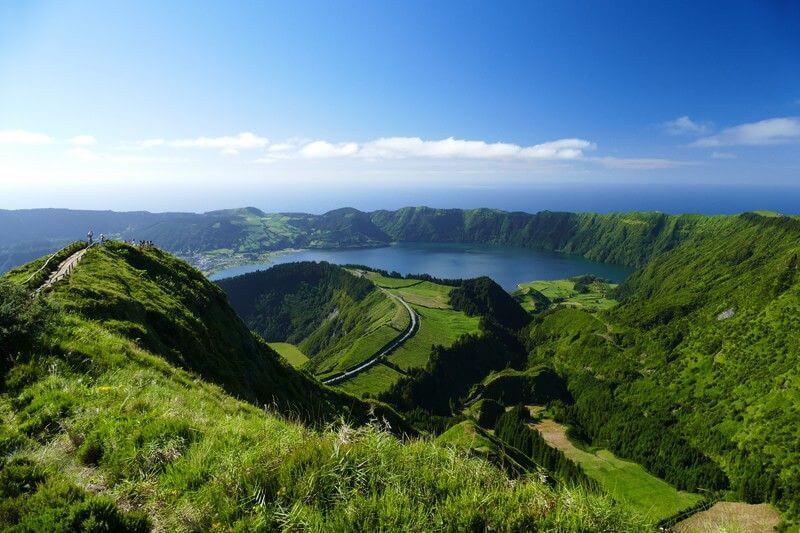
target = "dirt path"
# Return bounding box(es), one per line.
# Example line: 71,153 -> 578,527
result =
322,291 -> 418,385
673,502 -> 780,532
36,247 -> 89,292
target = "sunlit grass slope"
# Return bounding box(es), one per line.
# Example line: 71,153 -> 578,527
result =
366,271 -> 481,371
0,246 -> 647,531
267,342 -> 309,368
45,243 -> 389,424
217,262 -> 409,379
338,271 -> 482,397
532,420 -> 703,522
515,276 -> 619,312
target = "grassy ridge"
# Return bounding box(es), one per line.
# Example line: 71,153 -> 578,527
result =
336,271 -> 481,397
532,419 -> 703,521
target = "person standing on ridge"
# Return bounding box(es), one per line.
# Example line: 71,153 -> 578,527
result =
87,229 -> 93,245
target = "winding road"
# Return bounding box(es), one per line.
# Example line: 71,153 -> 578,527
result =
322,291 -> 418,385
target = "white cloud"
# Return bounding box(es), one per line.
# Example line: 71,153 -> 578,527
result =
299,140 -> 359,158
595,157 -> 685,170
138,132 -> 269,153
518,139 -> 594,159
139,138 -> 165,148
70,135 -> 97,146
359,137 -> 519,159
267,142 -> 298,153
265,136 -> 595,161
661,116 -> 711,135
358,136 -> 593,160
67,146 -> 186,164
693,117 -> 800,147
710,151 -> 737,159
0,129 -> 53,144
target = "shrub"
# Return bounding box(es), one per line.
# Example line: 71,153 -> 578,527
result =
0,281 -> 55,378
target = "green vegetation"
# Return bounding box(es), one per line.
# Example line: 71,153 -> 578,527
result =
336,363 -> 405,397
0,244 -> 647,530
388,305 -> 480,371
494,406 -> 598,490
6,207 -> 800,526
43,244 -> 396,425
2,240 -> 87,290
370,207 -> 716,267
450,276 -> 530,329
324,270 -> 483,397
365,271 -> 453,308
515,275 -> 618,312
436,420 -> 535,476
218,262 -> 409,378
467,366 -> 571,407
267,342 -> 308,368
526,212 -> 800,520
527,417 -> 703,522
381,323 -> 528,416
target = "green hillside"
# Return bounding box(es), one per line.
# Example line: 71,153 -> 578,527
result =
217,262 -> 410,379
370,207 -> 715,267
526,212 -> 800,520
0,244 -> 646,530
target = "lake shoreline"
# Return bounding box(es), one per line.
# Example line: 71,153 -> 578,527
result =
207,241 -> 635,291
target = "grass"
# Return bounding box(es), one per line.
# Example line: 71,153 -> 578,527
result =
309,289 -> 409,378
366,272 -> 453,309
673,502 -> 781,532
436,420 -> 534,476
336,363 -> 405,397
532,419 -> 703,522
331,271 -> 481,396
362,271 -> 481,372
267,342 -> 308,368
387,305 -> 480,370
0,245 -> 648,530
515,277 -> 619,312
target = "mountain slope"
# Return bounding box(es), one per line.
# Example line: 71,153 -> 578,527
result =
43,242 -> 404,426
0,246 -> 645,530
370,207 -> 715,267
217,262 -> 410,378
527,212 -> 800,519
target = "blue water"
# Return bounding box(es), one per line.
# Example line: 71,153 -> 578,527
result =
209,242 -> 634,291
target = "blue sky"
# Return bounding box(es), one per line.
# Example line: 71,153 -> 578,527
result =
1,1 -> 799,213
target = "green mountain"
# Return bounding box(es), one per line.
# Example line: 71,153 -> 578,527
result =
524,212 -> 800,518
217,262 -> 410,378
369,207 -> 713,267
0,243 -> 644,530
1,206 -> 716,274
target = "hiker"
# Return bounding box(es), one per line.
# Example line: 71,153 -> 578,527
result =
100,233 -> 106,244
87,229 -> 93,245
